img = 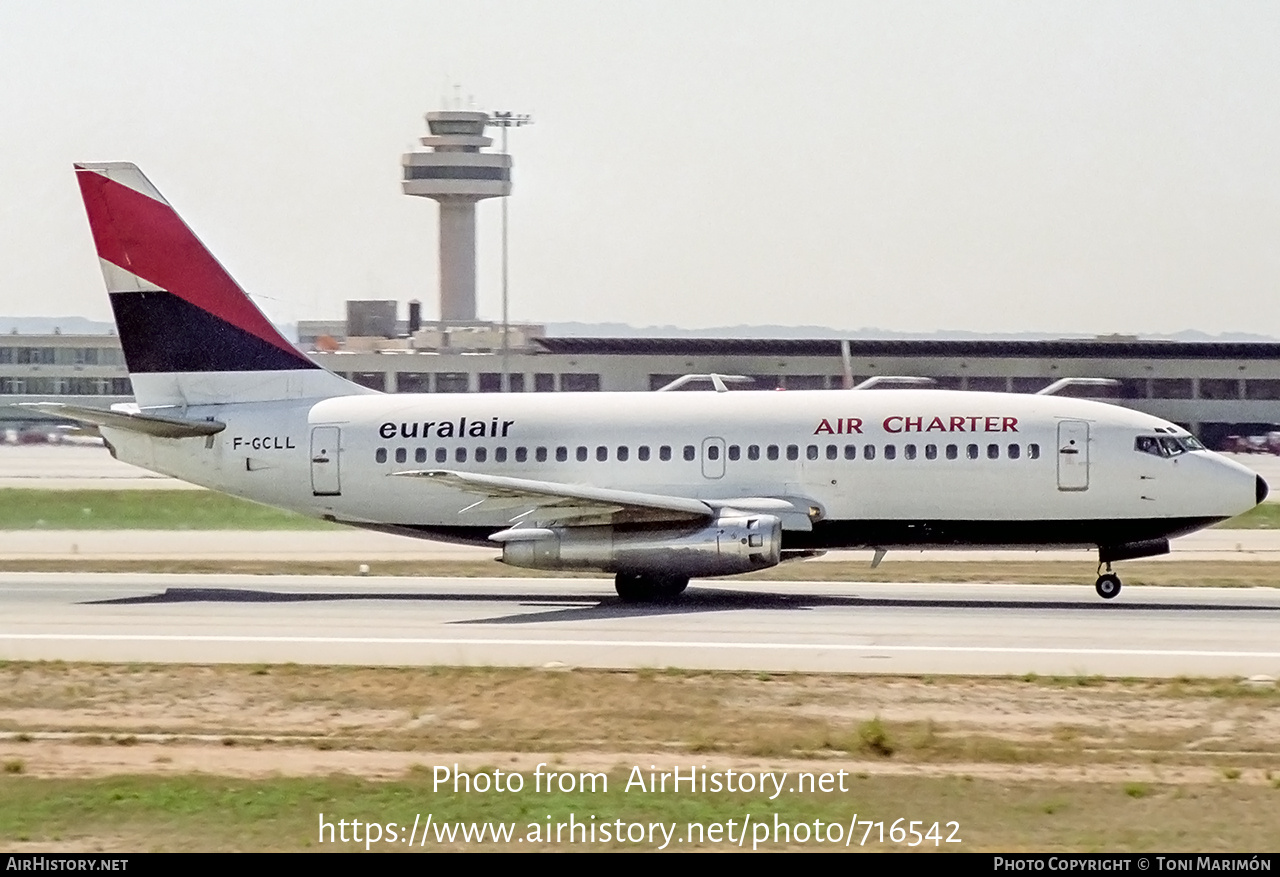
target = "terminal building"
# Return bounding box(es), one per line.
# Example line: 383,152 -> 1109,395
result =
6,318 -> 1280,448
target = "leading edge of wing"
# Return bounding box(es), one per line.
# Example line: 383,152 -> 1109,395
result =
390,469 -> 713,523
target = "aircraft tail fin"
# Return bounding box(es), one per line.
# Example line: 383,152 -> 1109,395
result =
74,162 -> 368,408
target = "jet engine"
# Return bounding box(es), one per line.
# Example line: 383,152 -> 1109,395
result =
496,514 -> 782,577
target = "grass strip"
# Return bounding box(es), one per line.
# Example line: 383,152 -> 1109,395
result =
0,489 -> 334,530
1,772 -> 1278,851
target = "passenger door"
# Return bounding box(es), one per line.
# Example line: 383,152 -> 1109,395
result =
1056,420 -> 1089,491
701,437 -> 726,479
310,426 -> 342,496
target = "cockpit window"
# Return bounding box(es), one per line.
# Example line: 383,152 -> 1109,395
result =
1135,436 -> 1169,457
1135,435 -> 1203,457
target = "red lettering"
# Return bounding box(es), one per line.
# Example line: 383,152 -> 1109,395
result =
845,417 -> 863,434
884,416 -> 903,433
926,417 -> 946,432
984,416 -> 999,432
904,416 -> 922,432
815,419 -> 834,435
967,416 -> 982,431
1002,417 -> 1018,432
950,416 -> 966,432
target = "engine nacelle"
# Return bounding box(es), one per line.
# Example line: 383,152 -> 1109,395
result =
498,514 -> 782,577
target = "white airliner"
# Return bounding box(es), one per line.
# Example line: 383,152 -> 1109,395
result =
31,162 -> 1268,602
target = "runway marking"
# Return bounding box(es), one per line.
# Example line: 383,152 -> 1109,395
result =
2,633 -> 1279,660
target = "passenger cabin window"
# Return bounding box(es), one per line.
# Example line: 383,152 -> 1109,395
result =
904,444 -> 917,460
475,447 -> 487,463
884,444 -> 897,460
596,446 -> 608,462
638,446 -> 651,461
844,444 -> 857,460
706,445 -> 720,461
1007,444 -> 1020,460
748,445 -> 761,461
556,447 -> 568,462
495,447 -> 507,463
683,445 -> 696,461
925,444 -> 937,460
826,444 -> 837,460
864,444 -> 876,460
576,446 -> 588,462
807,445 -> 819,460
534,447 -> 546,462
617,446 -> 629,461
728,445 -> 741,461
415,448 -> 427,463
515,447 -> 527,463
436,448 -> 447,463
786,445 -> 799,461
967,444 -> 979,460
455,447 -> 467,463
767,445 -> 779,461
987,444 -> 999,460
1028,444 -> 1040,459
395,448 -> 407,464
375,448 -> 387,463
946,444 -> 958,460
660,446 -> 672,461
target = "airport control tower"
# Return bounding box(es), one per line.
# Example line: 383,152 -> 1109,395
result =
402,111 -> 511,322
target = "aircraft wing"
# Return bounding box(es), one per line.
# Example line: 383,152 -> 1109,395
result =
391,469 -> 821,529
391,469 -> 713,525
16,402 -> 225,439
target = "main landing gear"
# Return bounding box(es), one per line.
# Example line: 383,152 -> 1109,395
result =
1095,563 -> 1122,600
614,573 -> 690,604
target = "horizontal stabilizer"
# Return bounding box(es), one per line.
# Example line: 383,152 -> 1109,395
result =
17,403 -> 225,439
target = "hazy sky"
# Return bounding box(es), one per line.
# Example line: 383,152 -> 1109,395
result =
3,2 -> 1280,336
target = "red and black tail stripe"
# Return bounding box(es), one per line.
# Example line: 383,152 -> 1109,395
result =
76,166 -> 317,374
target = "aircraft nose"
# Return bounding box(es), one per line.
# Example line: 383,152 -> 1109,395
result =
1258,475 -> 1270,505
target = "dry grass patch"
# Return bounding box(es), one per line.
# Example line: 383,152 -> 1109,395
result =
0,665 -> 1276,775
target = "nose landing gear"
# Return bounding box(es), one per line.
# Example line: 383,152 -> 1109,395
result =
1095,562 -> 1122,599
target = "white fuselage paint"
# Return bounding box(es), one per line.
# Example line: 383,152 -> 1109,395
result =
99,387 -> 1260,552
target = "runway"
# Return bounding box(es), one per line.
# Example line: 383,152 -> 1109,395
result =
2,573 -> 1278,677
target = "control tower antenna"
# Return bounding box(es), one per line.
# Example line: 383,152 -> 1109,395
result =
489,111 -> 533,392
401,110 -> 511,323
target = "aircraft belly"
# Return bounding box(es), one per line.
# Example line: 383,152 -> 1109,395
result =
787,516 -> 1224,551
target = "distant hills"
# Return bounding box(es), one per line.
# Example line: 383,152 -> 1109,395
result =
4,315 -> 1277,344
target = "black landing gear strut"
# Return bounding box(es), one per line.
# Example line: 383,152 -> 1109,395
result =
1095,562 -> 1122,600
614,573 -> 690,604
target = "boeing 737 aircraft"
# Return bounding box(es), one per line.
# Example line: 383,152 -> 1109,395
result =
31,162 -> 1268,602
